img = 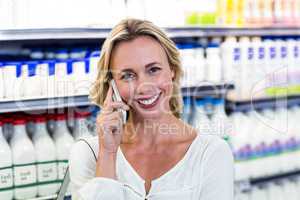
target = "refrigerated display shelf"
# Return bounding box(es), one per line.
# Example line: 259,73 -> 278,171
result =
0,84 -> 234,113
226,95 -> 300,113
0,95 -> 91,113
1,27 -> 300,41
26,195 -> 71,200
236,170 -> 300,192
181,83 -> 234,97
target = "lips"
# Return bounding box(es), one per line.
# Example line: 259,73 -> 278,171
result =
136,92 -> 161,109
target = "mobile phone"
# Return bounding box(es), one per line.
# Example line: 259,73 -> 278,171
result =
110,79 -> 128,124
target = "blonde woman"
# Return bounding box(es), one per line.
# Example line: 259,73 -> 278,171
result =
69,18 -> 234,200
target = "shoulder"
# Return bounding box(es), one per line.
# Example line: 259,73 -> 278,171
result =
70,136 -> 99,161
69,136 -> 99,179
192,133 -> 234,164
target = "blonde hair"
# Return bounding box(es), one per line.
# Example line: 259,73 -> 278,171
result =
89,18 -> 183,118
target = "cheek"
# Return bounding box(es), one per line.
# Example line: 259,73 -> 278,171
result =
119,84 -> 135,105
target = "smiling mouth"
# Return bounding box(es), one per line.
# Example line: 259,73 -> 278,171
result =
137,92 -> 161,106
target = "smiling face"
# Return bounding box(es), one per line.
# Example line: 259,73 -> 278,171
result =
110,36 -> 175,121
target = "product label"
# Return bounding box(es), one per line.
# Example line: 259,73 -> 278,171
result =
0,166 -> 13,191
13,164 -> 37,188
294,46 -> 299,58
258,47 -> 265,60
57,160 -> 68,181
248,47 -> 254,60
37,161 -> 58,184
281,46 -> 287,58
270,47 -> 276,59
233,48 -> 241,61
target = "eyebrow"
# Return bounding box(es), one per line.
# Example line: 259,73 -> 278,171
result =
118,62 -> 162,74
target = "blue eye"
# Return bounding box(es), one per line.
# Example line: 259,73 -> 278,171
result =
121,73 -> 135,81
149,67 -> 161,74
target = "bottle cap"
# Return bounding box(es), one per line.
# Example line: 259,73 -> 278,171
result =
13,119 -> 26,125
75,112 -> 91,118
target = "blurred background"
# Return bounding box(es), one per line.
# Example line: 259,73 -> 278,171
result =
1,0 -> 300,200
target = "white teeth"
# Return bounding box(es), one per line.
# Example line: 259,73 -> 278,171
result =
138,93 -> 160,105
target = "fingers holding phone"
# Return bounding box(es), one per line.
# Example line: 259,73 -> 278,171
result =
97,82 -> 129,153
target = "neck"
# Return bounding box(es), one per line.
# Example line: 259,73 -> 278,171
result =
122,111 -> 182,146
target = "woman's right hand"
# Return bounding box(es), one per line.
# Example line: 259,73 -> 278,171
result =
96,84 -> 129,153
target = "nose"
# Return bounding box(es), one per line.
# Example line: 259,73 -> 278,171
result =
135,74 -> 157,96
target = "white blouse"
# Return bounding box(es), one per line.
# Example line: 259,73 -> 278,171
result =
69,133 -> 234,200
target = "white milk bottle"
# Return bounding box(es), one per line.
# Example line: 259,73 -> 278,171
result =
88,51 -> 100,85
206,43 -> 222,83
267,182 -> 284,200
192,99 -> 211,134
181,97 -> 193,124
0,120 -> 13,200
210,99 -> 229,138
2,62 -> 20,100
71,58 -> 89,95
250,185 -> 268,200
0,63 -> 4,101
194,44 -> 205,84
52,114 -> 74,191
54,60 -> 72,97
32,116 -> 58,196
230,112 -> 252,181
10,118 -> 37,199
221,36 -> 238,84
282,180 -> 299,200
37,60 -> 56,98
73,112 -> 92,140
23,61 -> 41,99
239,37 -> 251,98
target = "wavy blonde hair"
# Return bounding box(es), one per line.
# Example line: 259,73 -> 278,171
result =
89,18 -> 183,118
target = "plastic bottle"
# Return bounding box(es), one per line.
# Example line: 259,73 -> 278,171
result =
181,97 -> 193,124
282,180 -> 299,200
210,98 -> 229,138
0,120 -> 13,200
0,63 -> 4,101
72,112 -> 92,140
70,48 -> 87,59
88,51 -> 100,85
52,114 -> 74,191
194,44 -> 205,84
23,61 -> 41,98
206,43 -> 222,83
71,58 -> 89,95
32,116 -> 58,196
54,59 -> 72,97
55,49 -> 69,60
2,62 -> 20,100
191,98 -> 211,134
10,118 -> 37,199
250,185 -> 268,200
30,49 -> 44,60
267,182 -> 284,200
178,43 -> 195,87
36,60 -> 53,98
239,37 -> 252,98
221,36 -> 239,84
229,111 -> 252,181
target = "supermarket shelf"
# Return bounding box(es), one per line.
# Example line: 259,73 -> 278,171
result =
26,195 -> 57,200
0,84 -> 233,113
181,84 -> 234,98
236,170 -> 300,191
0,95 -> 92,113
1,26 -> 300,41
251,170 -> 300,185
26,195 -> 71,200
226,95 -> 300,113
